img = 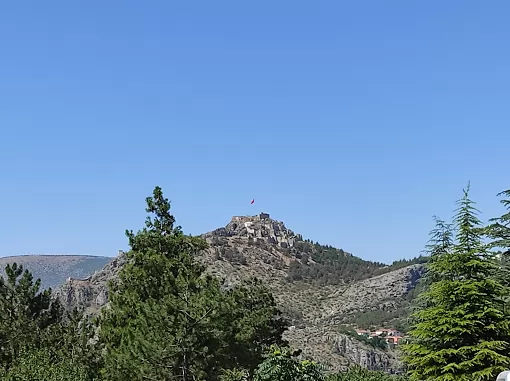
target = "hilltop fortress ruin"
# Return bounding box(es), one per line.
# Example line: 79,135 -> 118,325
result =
205,212 -> 299,249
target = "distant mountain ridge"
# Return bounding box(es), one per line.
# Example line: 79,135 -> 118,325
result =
0,255 -> 112,291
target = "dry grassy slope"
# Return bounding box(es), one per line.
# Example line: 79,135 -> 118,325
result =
198,234 -> 423,323
317,265 -> 423,323
55,214 -> 424,371
0,255 -> 111,291
196,234 -> 421,371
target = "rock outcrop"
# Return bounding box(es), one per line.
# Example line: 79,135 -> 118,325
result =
204,213 -> 298,249
320,264 -> 425,324
55,251 -> 127,315
283,326 -> 401,372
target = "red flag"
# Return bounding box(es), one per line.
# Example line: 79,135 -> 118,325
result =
250,199 -> 255,204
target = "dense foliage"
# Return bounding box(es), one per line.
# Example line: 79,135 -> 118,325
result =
0,263 -> 61,371
403,186 -> 510,380
328,366 -> 408,381
252,345 -> 326,381
288,239 -> 426,285
0,263 -> 101,380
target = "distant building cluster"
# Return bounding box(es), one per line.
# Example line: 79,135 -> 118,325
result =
355,328 -> 404,345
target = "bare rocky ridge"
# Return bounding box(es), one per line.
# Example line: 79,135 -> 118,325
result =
55,213 -> 424,372
55,251 -> 128,317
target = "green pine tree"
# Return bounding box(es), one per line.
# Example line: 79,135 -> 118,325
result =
403,185 -> 510,380
43,308 -> 103,380
218,278 -> 288,371
417,215 -> 454,303
486,189 -> 510,290
487,189 -> 510,251
99,187 -> 221,380
0,265 -> 99,380
99,186 -> 287,381
0,263 -> 62,372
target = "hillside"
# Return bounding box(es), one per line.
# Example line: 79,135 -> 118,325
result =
0,255 -> 112,291
56,212 -> 426,372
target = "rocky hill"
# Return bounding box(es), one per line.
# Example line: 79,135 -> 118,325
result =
56,212 -> 426,372
0,255 -> 112,291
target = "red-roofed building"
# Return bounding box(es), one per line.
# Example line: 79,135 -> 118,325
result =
386,335 -> 404,345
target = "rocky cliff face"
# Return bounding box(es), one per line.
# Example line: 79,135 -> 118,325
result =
320,265 -> 424,324
55,251 -> 127,316
56,213 -> 424,372
284,326 -> 401,372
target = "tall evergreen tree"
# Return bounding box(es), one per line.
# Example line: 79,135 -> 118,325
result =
99,186 -> 287,381
422,216 -> 454,284
218,278 -> 288,371
487,189 -> 510,251
0,264 -> 100,380
399,217 -> 454,337
486,189 -> 510,289
0,263 -> 62,372
403,185 -> 510,381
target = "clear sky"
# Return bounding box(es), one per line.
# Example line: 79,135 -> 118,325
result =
1,1 -> 509,263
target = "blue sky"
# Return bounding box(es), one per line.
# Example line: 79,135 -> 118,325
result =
1,1 -> 509,263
